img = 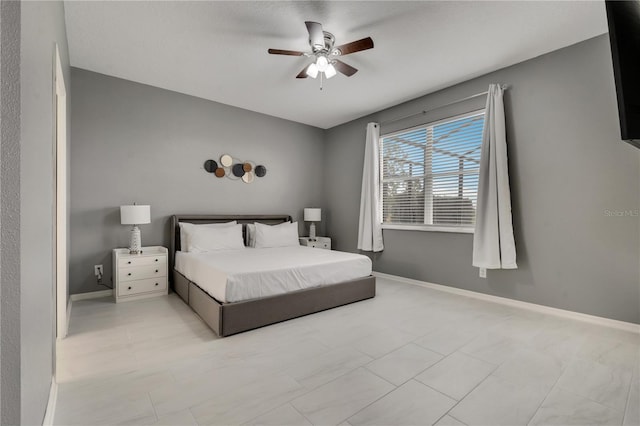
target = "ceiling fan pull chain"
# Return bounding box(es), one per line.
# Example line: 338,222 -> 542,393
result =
320,72 -> 323,91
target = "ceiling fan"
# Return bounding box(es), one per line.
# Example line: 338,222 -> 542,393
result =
268,21 -> 374,87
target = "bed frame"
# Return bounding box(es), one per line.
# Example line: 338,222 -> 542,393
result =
169,214 -> 376,337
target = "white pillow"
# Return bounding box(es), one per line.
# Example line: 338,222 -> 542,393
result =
187,223 -> 244,253
247,222 -> 294,248
254,221 -> 299,248
179,221 -> 237,252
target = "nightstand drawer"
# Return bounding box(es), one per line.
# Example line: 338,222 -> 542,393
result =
299,237 -> 331,250
119,265 -> 166,282
307,242 -> 330,249
118,277 -> 167,297
118,255 -> 166,268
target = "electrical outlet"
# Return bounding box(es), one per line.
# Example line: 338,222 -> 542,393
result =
94,265 -> 103,276
479,267 -> 487,278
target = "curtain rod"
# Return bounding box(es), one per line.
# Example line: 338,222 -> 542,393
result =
380,84 -> 508,127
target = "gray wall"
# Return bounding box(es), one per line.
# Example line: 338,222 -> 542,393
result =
20,1 -> 71,424
70,68 -> 325,295
324,35 -> 640,324
0,1 -> 21,424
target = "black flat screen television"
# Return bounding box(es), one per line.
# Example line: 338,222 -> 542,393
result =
606,0 -> 640,149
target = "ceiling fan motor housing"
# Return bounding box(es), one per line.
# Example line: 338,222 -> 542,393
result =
311,31 -> 335,54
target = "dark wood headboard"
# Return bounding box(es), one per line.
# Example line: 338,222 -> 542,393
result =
169,214 -> 292,280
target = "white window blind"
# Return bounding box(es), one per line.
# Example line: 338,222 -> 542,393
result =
380,110 -> 485,231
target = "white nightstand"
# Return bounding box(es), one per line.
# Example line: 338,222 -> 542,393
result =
299,236 -> 332,250
112,246 -> 168,303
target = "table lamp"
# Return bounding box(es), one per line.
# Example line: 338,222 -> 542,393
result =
304,208 -> 321,240
120,204 -> 151,254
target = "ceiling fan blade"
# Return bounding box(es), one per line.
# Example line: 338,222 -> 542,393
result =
268,48 -> 305,56
334,37 -> 374,55
333,60 -> 358,77
305,21 -> 324,50
296,64 -> 311,79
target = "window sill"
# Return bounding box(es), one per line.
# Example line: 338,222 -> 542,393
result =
382,224 -> 475,234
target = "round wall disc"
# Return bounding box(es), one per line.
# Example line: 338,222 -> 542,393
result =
255,165 -> 267,177
220,154 -> 233,167
204,160 -> 217,173
232,163 -> 245,177
242,171 -> 255,184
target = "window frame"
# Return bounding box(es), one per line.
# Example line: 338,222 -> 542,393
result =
379,109 -> 485,234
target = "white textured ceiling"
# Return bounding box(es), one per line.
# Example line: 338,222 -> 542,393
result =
64,1 -> 608,129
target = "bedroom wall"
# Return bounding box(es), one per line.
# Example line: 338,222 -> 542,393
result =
20,0 -> 71,424
324,34 -> 640,324
69,68 -> 325,295
0,2 -> 21,424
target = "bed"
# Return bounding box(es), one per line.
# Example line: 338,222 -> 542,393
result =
169,214 -> 376,337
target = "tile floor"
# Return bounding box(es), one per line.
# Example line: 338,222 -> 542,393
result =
54,276 -> 639,426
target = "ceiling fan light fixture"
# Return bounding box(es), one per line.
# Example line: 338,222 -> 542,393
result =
306,62 -> 319,78
269,21 -> 373,85
325,64 -> 337,79
316,55 -> 329,72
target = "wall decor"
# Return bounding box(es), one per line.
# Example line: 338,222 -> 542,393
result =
203,154 -> 267,184
232,163 -> 245,177
242,173 -> 255,184
255,165 -> 267,177
204,159 -> 218,173
220,154 -> 233,167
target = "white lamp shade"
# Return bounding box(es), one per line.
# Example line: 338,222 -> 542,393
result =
316,56 -> 329,72
325,64 -> 337,79
304,208 -> 322,222
306,63 -> 319,79
120,205 -> 151,225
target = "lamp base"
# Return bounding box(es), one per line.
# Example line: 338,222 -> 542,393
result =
129,225 -> 142,254
309,222 -> 316,240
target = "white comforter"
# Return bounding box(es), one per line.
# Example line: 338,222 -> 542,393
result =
175,246 -> 372,303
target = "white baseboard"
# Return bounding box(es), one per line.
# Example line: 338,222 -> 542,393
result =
70,289 -> 113,302
373,271 -> 640,334
42,378 -> 58,426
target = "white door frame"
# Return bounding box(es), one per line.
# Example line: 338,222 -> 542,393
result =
55,44 -> 68,339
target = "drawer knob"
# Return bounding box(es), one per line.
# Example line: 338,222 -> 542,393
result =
155,283 -> 159,286
128,286 -> 131,290
155,259 -> 158,262
155,269 -> 159,273
127,273 -> 132,276
127,261 -> 131,264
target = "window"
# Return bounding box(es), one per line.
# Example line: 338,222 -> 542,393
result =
380,110 -> 485,232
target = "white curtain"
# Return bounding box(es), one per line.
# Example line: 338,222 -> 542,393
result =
357,122 -> 384,252
473,84 -> 517,269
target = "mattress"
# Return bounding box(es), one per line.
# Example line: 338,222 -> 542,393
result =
174,246 -> 372,303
